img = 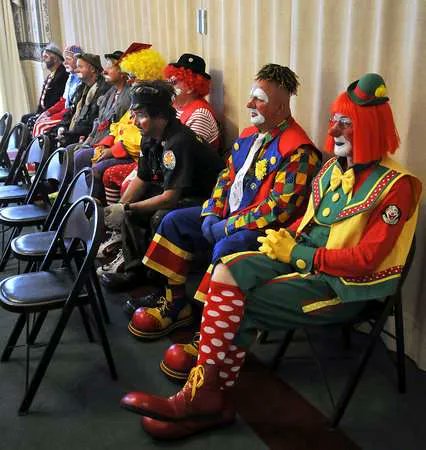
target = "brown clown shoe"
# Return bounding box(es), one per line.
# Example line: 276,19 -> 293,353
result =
128,297 -> 193,340
160,333 -> 200,381
120,365 -> 232,421
140,404 -> 236,440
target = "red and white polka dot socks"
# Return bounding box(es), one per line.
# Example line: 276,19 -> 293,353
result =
197,281 -> 247,388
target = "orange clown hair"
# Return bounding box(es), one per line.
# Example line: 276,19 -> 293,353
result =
324,92 -> 400,164
163,65 -> 210,97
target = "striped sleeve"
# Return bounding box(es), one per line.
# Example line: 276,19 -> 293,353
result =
184,108 -> 220,145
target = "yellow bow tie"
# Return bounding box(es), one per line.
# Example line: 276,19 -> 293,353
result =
330,165 -> 355,194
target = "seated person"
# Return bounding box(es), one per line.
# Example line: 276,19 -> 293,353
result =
72,43 -> 165,201
125,64 -> 321,347
119,73 -> 422,440
32,45 -> 83,137
56,53 -> 110,146
97,80 -> 225,289
21,43 -> 69,130
102,52 -> 221,205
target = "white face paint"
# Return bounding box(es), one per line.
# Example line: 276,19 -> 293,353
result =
333,136 -> 352,157
248,86 -> 269,125
174,86 -> 183,97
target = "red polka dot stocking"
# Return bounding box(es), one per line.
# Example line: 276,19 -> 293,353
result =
197,280 -> 247,387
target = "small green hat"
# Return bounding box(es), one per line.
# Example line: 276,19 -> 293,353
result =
347,73 -> 389,106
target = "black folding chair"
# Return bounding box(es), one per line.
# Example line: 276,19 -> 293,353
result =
0,148 -> 72,271
0,134 -> 51,206
11,167 -> 110,323
0,122 -> 29,182
0,196 -> 117,415
0,112 -> 13,153
266,238 -> 416,428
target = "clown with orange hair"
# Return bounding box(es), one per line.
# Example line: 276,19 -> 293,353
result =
119,73 -> 421,440
102,53 -> 220,205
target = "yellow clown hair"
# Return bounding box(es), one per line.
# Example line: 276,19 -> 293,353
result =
119,48 -> 166,81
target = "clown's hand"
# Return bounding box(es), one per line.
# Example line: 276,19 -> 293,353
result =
257,228 -> 297,263
104,203 -> 125,230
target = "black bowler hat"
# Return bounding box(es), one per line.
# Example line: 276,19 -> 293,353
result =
170,53 -> 211,79
76,52 -> 103,72
104,50 -> 124,61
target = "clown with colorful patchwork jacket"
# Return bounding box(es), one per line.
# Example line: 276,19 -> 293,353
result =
125,64 -> 322,348
119,73 -> 421,440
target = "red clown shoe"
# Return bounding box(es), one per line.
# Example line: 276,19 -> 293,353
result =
128,297 -> 193,340
160,333 -> 200,381
140,406 -> 235,440
120,365 -> 231,421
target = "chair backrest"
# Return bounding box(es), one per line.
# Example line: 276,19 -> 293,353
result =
1,122 -> 29,168
25,148 -> 73,227
0,112 -> 12,150
48,167 -> 94,231
42,196 -> 103,295
5,134 -> 51,185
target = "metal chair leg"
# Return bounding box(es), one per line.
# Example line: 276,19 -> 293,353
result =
0,225 -> 22,272
78,305 -> 94,342
18,304 -> 74,415
86,283 -> 117,380
1,313 -> 27,362
330,295 -> 396,428
393,295 -> 406,393
28,311 -> 48,345
90,268 -> 110,324
271,329 -> 296,370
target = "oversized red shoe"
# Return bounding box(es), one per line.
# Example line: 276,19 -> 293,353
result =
140,404 -> 236,439
160,333 -> 199,381
128,297 -> 193,340
120,365 -> 230,421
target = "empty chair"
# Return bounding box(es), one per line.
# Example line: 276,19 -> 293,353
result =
0,196 -> 117,414
0,135 -> 51,206
0,148 -> 72,271
0,122 -> 29,182
0,112 -> 12,153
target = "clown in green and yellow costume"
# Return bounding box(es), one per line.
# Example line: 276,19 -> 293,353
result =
119,73 -> 422,440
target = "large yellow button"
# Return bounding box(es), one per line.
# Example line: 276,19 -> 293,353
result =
332,192 -> 340,202
233,143 -> 239,150
322,207 -> 331,217
296,259 -> 307,270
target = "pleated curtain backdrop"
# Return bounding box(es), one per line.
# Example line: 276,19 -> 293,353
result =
57,0 -> 426,369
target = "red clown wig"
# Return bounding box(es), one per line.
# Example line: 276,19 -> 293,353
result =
324,91 -> 400,164
163,65 -> 211,98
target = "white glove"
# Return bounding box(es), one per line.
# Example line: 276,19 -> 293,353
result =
104,203 -> 125,229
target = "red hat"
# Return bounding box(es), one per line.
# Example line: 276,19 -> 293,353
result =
119,42 -> 152,62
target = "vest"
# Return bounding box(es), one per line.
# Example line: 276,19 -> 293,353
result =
297,156 -> 422,301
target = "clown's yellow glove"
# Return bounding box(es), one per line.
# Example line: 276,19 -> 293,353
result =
257,228 -> 297,263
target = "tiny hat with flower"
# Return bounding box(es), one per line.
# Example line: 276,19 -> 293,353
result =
43,43 -> 64,61
347,73 -> 389,106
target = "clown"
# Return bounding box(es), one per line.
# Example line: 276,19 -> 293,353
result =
119,73 -> 421,439
102,53 -> 220,206
70,43 -> 165,201
124,64 -> 321,351
97,80 -> 224,289
31,44 -> 83,137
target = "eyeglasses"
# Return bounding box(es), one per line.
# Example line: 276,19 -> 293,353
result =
329,114 -> 352,128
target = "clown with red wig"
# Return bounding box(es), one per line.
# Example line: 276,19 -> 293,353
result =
102,53 -> 220,205
119,73 -> 421,439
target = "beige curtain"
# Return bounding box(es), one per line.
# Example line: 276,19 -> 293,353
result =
0,0 -> 29,120
57,0 -> 426,369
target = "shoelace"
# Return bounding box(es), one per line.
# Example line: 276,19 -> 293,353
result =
103,249 -> 123,271
157,296 -> 170,318
187,365 -> 205,401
